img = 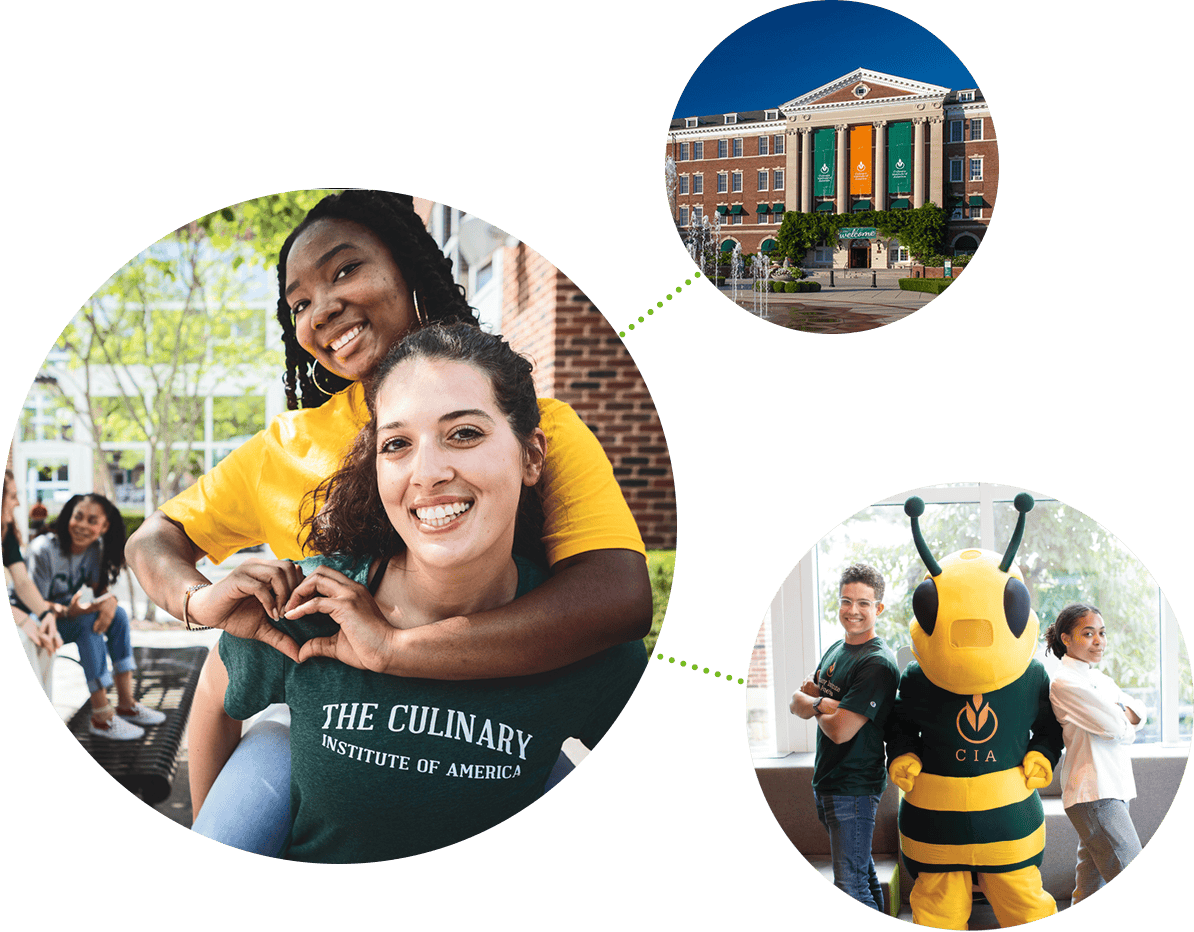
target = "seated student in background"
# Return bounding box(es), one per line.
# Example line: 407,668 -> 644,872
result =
1046,603 -> 1147,904
25,493 -> 164,740
4,468 -> 63,695
790,563 -> 900,912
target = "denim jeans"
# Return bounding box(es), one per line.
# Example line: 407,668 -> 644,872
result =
56,606 -> 135,694
814,790 -> 885,912
1066,798 -> 1142,904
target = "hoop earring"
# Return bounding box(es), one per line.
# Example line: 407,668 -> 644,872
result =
412,288 -> 427,326
307,360 -> 346,398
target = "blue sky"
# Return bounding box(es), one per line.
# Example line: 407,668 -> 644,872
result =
673,2 -> 977,117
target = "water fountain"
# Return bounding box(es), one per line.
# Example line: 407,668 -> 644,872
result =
730,242 -> 743,306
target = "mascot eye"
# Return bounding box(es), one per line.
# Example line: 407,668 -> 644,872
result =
1004,577 -> 1030,638
912,578 -> 938,635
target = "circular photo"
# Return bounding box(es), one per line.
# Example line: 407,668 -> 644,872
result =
748,483 -> 1190,926
666,2 -> 997,333
4,189 -> 674,863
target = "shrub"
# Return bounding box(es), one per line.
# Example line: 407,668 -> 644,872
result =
771,281 -> 785,293
899,278 -> 954,294
784,281 -> 797,293
643,550 -> 675,657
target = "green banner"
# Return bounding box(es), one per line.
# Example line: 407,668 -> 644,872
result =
888,121 -> 911,195
814,128 -> 835,197
839,227 -> 876,238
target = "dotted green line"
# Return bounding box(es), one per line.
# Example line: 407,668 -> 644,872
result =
619,272 -> 701,338
655,652 -> 744,685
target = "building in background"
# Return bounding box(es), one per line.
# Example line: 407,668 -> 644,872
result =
419,199 -> 676,550
667,68 -> 996,267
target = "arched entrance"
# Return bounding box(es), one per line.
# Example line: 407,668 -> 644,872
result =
848,239 -> 871,269
953,234 -> 980,255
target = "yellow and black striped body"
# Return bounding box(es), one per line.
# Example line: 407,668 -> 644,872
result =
890,660 -> 1061,876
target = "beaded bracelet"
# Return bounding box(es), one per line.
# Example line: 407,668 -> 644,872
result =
182,582 -> 214,631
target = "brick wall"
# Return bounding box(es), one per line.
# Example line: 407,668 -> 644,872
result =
500,244 -> 676,551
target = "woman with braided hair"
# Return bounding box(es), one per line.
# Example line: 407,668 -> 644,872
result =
126,190 -> 651,853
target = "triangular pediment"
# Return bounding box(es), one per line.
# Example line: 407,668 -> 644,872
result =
780,68 -> 950,111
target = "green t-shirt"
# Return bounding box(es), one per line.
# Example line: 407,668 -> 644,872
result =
220,553 -> 647,864
811,636 -> 899,796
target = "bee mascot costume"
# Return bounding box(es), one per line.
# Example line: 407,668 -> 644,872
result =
887,495 -> 1063,928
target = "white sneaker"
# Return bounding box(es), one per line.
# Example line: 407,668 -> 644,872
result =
117,702 -> 166,727
89,714 -> 145,741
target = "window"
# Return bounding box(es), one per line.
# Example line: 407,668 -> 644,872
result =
814,246 -> 833,264
949,158 -> 964,183
678,175 -> 689,195
774,169 -> 784,191
759,135 -> 769,156
678,206 -> 689,226
766,109 -> 778,121
732,171 -> 743,193
693,141 -> 703,160
970,119 -> 983,141
774,135 -> 784,155
970,158 -> 983,181
717,173 -> 728,194
725,113 -> 737,124
758,170 -> 768,191
951,206 -> 964,220
949,120 -> 963,143
732,213 -> 742,225
969,205 -> 982,220
732,138 -> 743,158
678,142 -> 689,161
693,206 -> 702,225
896,244 -> 910,262
685,117 -> 697,128
693,174 -> 703,194
958,90 -> 975,102
748,483 -> 1192,756
718,139 -> 728,159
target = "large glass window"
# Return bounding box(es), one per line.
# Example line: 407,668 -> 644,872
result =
694,141 -> 703,160
679,142 -> 689,161
693,174 -> 703,194
774,134 -> 785,155
774,170 -> 784,191
970,118 -> 983,140
758,135 -> 768,156
718,139 -> 728,159
748,484 -> 1191,756
732,138 -> 743,158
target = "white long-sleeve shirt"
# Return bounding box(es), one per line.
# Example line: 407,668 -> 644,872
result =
1049,655 -> 1147,808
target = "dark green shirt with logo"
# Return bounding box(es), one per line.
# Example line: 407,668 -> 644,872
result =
220,552 -> 647,864
811,636 -> 899,796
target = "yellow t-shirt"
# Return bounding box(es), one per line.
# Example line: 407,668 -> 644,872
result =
160,383 -> 644,566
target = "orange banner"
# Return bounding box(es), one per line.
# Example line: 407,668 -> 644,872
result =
850,125 -> 872,196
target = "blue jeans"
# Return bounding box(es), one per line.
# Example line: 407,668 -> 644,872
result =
56,606 -> 134,694
1066,798 -> 1142,904
814,791 -> 884,912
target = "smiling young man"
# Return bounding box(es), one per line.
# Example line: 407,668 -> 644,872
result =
790,563 -> 899,912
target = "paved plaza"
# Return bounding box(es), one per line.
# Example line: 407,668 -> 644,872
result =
720,268 -> 950,333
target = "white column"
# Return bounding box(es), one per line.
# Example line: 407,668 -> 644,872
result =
913,118 -> 926,208
800,129 -> 812,213
873,121 -> 886,212
929,117 -> 944,209
835,124 -> 849,214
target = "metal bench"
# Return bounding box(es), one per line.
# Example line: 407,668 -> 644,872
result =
65,645 -> 208,804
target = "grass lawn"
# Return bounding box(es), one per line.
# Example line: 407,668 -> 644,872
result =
644,549 -> 675,657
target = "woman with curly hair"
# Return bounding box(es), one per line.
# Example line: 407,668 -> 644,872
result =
189,324 -> 645,862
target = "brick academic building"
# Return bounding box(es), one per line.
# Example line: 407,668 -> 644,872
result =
417,198 -> 675,551
666,68 -> 997,268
